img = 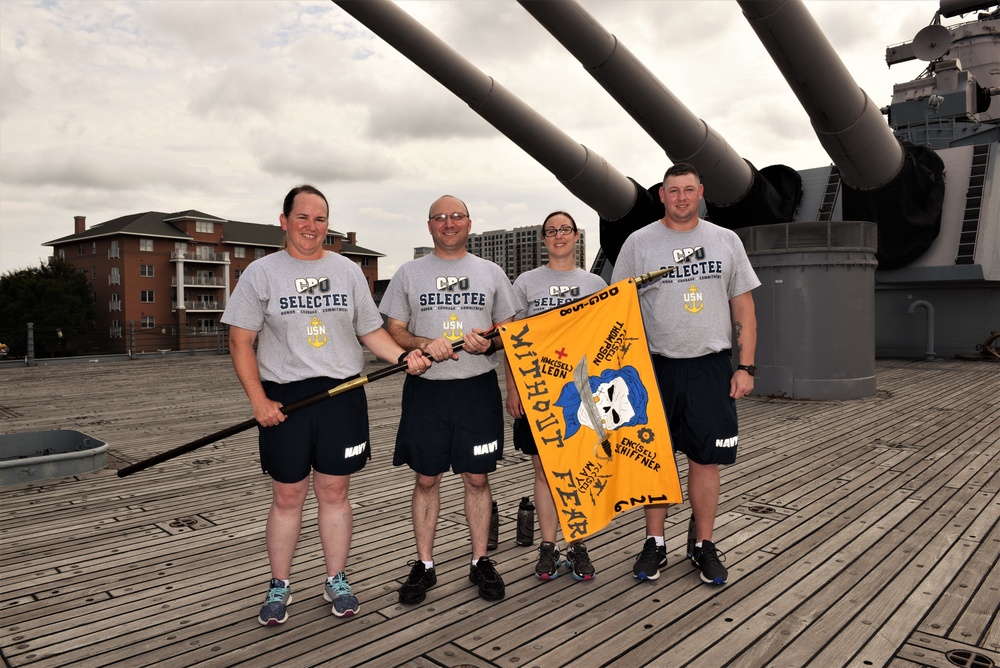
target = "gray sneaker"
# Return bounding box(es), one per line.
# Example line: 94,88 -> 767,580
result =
258,578 -> 291,626
324,572 -> 360,617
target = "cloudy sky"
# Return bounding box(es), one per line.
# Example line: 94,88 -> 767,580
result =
0,0 -> 951,278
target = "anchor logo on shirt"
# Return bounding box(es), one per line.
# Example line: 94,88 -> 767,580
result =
443,313 -> 463,342
307,317 -> 328,348
684,285 -> 704,314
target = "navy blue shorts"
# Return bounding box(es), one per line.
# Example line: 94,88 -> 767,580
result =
259,376 -> 370,483
394,370 -> 504,475
512,417 -> 538,456
652,351 -> 739,466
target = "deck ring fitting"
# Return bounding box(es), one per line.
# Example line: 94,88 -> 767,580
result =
945,649 -> 995,668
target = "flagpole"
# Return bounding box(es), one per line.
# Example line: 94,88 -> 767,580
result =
116,328 -> 499,478
633,267 -> 672,287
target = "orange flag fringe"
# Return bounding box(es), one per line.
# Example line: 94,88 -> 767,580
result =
499,278 -> 683,541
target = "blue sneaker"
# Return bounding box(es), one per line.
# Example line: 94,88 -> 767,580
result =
258,578 -> 291,626
324,572 -> 360,617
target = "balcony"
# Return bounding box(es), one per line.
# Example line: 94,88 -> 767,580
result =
172,300 -> 225,311
185,326 -> 224,336
171,251 -> 230,263
109,300 -> 121,311
171,276 -> 226,287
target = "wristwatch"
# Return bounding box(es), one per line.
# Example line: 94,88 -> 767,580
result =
737,364 -> 757,376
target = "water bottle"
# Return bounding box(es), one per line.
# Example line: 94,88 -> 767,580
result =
488,500 -> 499,550
516,496 -> 535,546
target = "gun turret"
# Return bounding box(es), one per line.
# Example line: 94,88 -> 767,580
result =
739,0 -> 947,269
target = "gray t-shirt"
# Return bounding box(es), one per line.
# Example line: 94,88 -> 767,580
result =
380,253 -> 519,381
612,219 -> 760,358
512,265 -> 609,318
222,250 -> 384,383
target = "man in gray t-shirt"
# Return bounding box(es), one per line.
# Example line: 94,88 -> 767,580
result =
381,195 -> 518,605
612,163 -> 759,587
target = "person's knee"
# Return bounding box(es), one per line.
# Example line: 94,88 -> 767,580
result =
462,472 -> 489,492
272,480 -> 309,510
415,473 -> 441,494
688,460 -> 720,476
532,461 -> 548,485
313,474 -> 350,505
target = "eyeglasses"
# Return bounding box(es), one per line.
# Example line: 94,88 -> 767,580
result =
429,212 -> 469,222
542,226 -> 576,237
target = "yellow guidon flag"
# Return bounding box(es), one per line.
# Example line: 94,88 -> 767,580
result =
499,277 -> 682,542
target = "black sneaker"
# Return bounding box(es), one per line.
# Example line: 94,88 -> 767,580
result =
632,537 -> 667,581
691,540 -> 728,585
469,556 -> 505,601
566,542 -> 596,581
398,560 -> 436,604
534,541 -> 561,581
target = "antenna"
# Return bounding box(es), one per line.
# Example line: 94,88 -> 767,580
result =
911,24 -> 952,61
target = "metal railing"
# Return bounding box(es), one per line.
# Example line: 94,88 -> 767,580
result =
8,321 -> 231,364
172,300 -> 225,310
171,276 -> 226,287
170,251 -> 230,263
185,326 -> 224,336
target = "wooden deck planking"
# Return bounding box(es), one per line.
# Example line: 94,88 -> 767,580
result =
782,487 -> 979,665
911,484 -> 1000,651
1,355 -> 998,667
480,438 -> 924,664
677,481 -> 923,666
552,466 -> 925,666
762,454 -> 995,665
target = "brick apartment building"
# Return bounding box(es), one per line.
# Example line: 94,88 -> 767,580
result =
44,211 -> 384,354
466,225 -> 587,281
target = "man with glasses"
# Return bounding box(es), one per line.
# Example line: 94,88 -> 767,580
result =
380,195 -> 519,604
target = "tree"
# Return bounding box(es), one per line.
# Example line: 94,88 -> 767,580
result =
0,258 -> 95,357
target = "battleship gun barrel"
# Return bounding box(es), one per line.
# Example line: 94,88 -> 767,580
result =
740,0 -> 946,269
333,0 -> 637,221
516,0 -> 801,253
739,0 -> 905,190
517,0 -> 753,205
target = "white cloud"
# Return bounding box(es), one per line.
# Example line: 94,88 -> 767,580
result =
0,0 -> 945,277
